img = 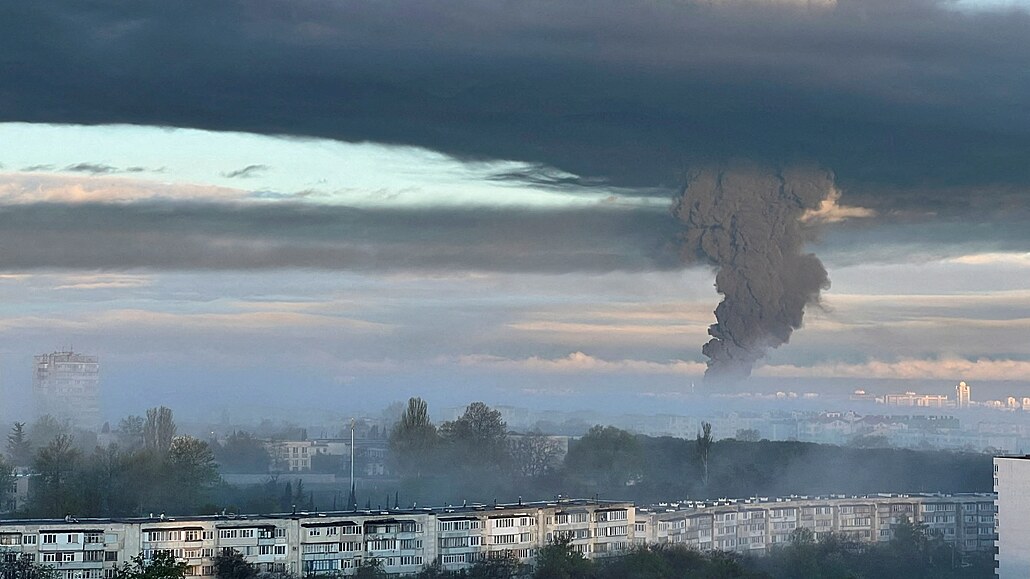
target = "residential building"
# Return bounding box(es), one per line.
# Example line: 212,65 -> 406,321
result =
637,493 -> 995,559
0,500 -> 633,578
994,456 -> 1030,577
956,381 -> 971,408
33,351 -> 101,428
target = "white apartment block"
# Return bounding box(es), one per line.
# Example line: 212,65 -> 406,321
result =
995,456 -> 1030,578
33,351 -> 101,428
636,493 -> 996,558
0,500 -> 634,578
0,494 -> 998,578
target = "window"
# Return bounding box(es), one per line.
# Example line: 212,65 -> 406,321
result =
399,539 -> 421,550
22,535 -> 37,545
302,560 -> 337,573
273,546 -> 286,555
85,534 -> 103,544
41,534 -> 57,544
494,518 -> 515,529
84,551 -> 104,562
400,556 -> 423,566
105,552 -> 118,562
184,531 -> 200,542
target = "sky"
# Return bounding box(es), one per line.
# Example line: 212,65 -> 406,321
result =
1,0 -> 1029,421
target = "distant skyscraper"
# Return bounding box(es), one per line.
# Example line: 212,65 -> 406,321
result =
33,350 -> 101,428
956,381 -> 971,408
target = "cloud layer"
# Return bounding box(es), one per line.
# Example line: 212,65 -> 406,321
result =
2,0 -> 1029,209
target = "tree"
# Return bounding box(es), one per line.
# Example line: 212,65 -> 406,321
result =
533,536 -> 595,579
144,407 -> 176,454
167,435 -> 219,513
389,397 -> 439,479
7,422 -> 31,466
734,429 -> 760,442
113,552 -> 187,579
0,454 -> 14,512
352,558 -> 388,578
215,431 -> 270,474
696,421 -> 713,487
565,426 -> 641,490
440,402 -> 509,465
509,432 -> 563,479
29,415 -> 66,449
117,416 -> 146,451
31,434 -> 80,515
0,554 -> 58,579
213,549 -> 255,579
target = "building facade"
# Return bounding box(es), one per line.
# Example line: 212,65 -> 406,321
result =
994,456 -> 1030,578
33,351 -> 101,429
0,500 -> 634,578
636,493 -> 996,558
0,493 -> 999,578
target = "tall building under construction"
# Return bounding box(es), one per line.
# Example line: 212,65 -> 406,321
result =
33,350 -> 101,428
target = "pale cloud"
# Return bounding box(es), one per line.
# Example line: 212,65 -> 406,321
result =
757,357 -> 1030,381
0,309 -> 392,334
946,252 -> 1030,267
800,187 -> 875,225
0,173 -> 247,204
52,274 -> 153,291
449,351 -> 707,375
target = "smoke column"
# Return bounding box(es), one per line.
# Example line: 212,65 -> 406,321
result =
673,164 -> 835,382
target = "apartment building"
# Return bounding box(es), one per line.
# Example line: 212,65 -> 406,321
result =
637,493 -> 996,558
995,456 -> 1030,577
33,351 -> 101,429
0,500 -> 634,578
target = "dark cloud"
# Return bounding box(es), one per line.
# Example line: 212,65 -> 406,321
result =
1,0 -> 1028,212
64,162 -> 118,175
21,164 -> 55,172
0,202 -> 679,272
223,164 -> 269,179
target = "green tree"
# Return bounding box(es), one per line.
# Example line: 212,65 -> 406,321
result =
440,402 -> 509,465
31,434 -> 80,515
389,398 -> 438,479
565,426 -> 641,491
509,431 -> 563,480
533,536 -> 596,579
0,553 -> 58,579
29,415 -> 66,450
214,431 -> 270,474
0,454 -> 14,512
213,549 -> 255,579
167,435 -> 219,513
113,552 -> 187,579
7,422 -> 32,466
117,416 -> 146,451
468,553 -> 521,579
353,558 -> 388,578
144,407 -> 176,455
696,421 -> 713,487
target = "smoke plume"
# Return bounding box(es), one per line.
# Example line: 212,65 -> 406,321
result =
674,165 -> 835,382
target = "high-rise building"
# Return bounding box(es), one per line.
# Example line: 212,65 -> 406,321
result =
956,381 -> 971,408
995,456 -> 1030,577
33,350 -> 101,428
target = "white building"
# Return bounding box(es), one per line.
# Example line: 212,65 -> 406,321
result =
956,382 -> 971,408
994,456 -> 1030,577
0,500 -> 632,578
33,351 -> 101,429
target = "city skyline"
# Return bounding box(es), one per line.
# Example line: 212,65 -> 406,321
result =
1,0 -> 1029,415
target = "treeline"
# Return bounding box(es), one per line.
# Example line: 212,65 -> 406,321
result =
1,398 -> 993,518
1,407 -> 222,517
389,398 -> 992,507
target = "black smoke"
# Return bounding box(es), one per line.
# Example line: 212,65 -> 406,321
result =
674,165 -> 833,382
